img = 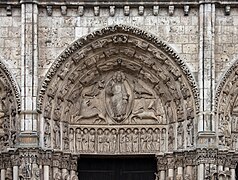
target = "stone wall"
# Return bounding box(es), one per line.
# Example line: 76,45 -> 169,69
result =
0,7 -> 21,83
38,6 -> 199,82
0,0 -> 238,180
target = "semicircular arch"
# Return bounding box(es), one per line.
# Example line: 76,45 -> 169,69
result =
39,25 -> 199,154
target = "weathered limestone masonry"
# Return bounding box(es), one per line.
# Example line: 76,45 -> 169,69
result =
0,0 -> 238,179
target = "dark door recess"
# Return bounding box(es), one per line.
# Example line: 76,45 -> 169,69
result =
78,156 -> 157,180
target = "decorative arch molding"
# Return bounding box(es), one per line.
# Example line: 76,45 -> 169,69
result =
39,25 -> 199,155
0,61 -> 21,112
38,25 -> 199,111
215,58 -> 238,149
0,60 -> 21,151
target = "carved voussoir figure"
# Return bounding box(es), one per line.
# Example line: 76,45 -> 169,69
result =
53,121 -> 61,149
44,118 -> 51,148
177,122 -> 184,149
218,114 -> 232,147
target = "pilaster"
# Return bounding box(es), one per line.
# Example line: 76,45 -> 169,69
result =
198,0 -> 216,146
20,0 -> 39,134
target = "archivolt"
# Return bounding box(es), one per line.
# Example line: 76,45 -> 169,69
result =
214,59 -> 238,148
215,59 -> 238,114
0,60 -> 21,151
0,61 -> 20,112
38,24 -> 199,113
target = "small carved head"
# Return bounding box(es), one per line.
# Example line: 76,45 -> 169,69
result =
111,129 -> 116,134
90,129 -> 95,135
133,128 -> 139,134
98,128 -> 103,135
83,128 -> 88,134
76,128 -> 81,133
154,128 -> 160,133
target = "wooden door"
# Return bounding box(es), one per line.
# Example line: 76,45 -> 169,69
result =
78,156 -> 156,180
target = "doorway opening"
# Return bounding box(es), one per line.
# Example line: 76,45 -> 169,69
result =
78,155 -> 157,180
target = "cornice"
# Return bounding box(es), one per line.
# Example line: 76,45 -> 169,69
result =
1,1 -> 238,7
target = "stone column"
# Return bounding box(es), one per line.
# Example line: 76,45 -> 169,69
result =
217,154 -> 226,175
20,0 -> 39,132
167,156 -> 174,179
231,168 -> 236,180
70,155 -> 79,180
198,0 -> 216,133
156,156 -> 166,180
42,151 -> 52,180
197,163 -> 204,180
186,166 -> 193,177
230,160 -> 237,180
52,153 -> 62,179
12,166 -> 18,180
0,156 -> 5,180
43,166 -> 49,180
1,169 -> 5,180
11,154 -> 19,180
175,154 -> 184,179
62,154 -> 70,179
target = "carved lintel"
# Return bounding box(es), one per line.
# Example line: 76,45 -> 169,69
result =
184,5 -> 189,16
94,6 -> 100,16
124,6 -> 130,16
6,5 -> 12,16
153,6 -> 159,16
109,6 -> 115,16
138,6 -> 144,16
168,6 -> 174,16
46,6 -> 53,16
225,5 -> 230,16
78,6 -> 84,16
61,6 -> 67,15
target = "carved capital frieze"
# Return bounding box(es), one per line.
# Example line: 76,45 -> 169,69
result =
70,155 -> 78,171
61,154 -> 70,169
197,149 -> 217,164
156,156 -> 167,171
11,154 -> 20,166
42,151 -> 52,166
52,152 -> 62,168
167,156 -> 175,169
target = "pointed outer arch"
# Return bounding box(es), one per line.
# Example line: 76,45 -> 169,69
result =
215,59 -> 238,113
0,61 -> 21,112
37,24 -> 199,112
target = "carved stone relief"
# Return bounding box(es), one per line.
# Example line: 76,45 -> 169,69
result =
0,77 -> 18,151
40,25 -> 197,154
19,153 -> 39,180
216,62 -> 238,149
55,127 -> 171,154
